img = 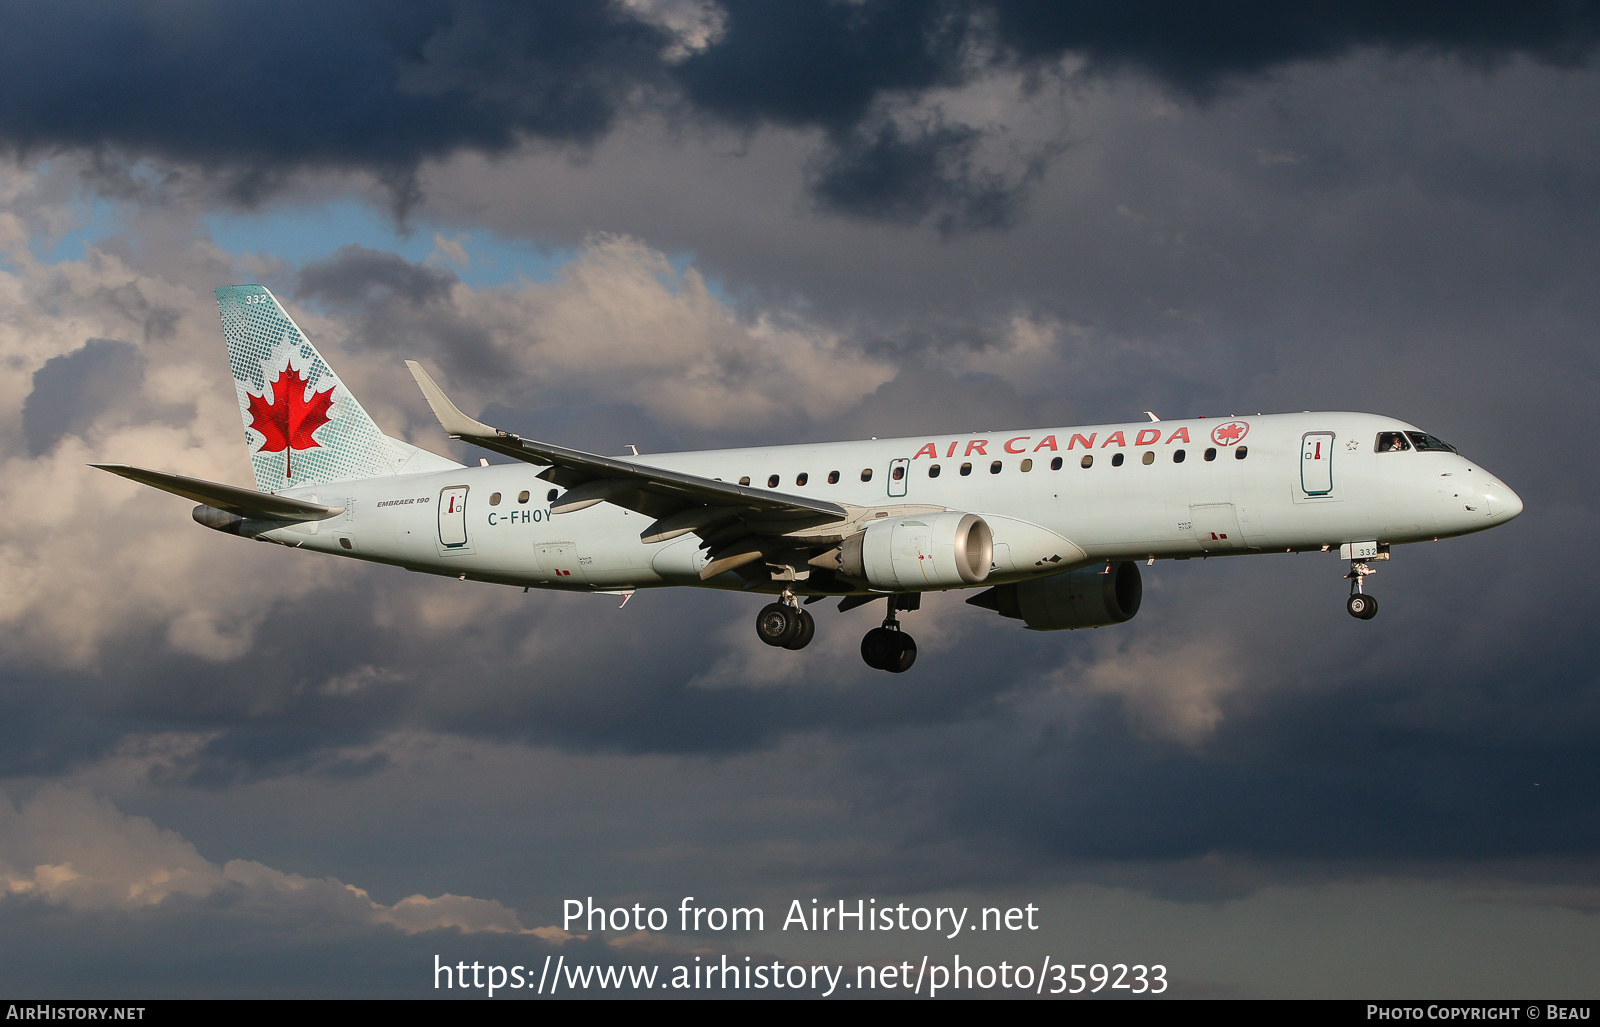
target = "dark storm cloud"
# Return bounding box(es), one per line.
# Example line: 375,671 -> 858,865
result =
294,244 -> 512,380
2,2 -> 1594,215
806,118 -> 1046,233
677,1 -> 1600,125
296,244 -> 457,307
22,338 -> 144,456
0,1 -> 664,182
984,2 -> 1600,93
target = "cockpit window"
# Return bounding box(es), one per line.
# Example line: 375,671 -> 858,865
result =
1405,431 -> 1457,453
1375,432 -> 1411,452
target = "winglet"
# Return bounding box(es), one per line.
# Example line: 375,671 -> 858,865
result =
406,360 -> 499,439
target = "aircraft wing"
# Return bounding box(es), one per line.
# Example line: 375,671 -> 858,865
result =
91,464 -> 346,521
407,362 -> 853,578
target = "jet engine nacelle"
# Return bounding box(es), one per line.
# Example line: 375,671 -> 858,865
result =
967,560 -> 1142,630
840,512 -> 993,591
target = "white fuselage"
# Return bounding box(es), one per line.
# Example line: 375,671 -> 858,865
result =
262,411 -> 1522,595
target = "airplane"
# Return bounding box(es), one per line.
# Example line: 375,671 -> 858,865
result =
95,286 -> 1524,672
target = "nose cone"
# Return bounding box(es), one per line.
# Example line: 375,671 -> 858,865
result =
1485,480 -> 1524,524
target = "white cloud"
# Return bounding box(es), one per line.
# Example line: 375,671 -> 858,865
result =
0,786 -> 555,937
1054,638 -> 1243,744
435,234 -> 896,430
616,0 -> 726,62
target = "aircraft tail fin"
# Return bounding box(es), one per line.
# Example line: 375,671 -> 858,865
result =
216,285 -> 459,491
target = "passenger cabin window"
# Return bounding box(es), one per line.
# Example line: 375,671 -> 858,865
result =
1020,458 -> 1033,472
861,468 -> 873,482
547,489 -> 558,501
1204,448 -> 1217,461
990,461 -> 1002,474
891,466 -> 905,481
796,473 -> 808,486
739,476 -> 751,486
489,492 -> 502,505
828,471 -> 840,484
768,474 -> 780,488
1141,451 -> 1155,465
1235,446 -> 1249,460
1080,455 -> 1092,468
1376,432 -> 1411,452
518,490 -> 530,503
1051,457 -> 1064,470
959,463 -> 972,476
929,464 -> 941,478
1173,450 -> 1186,463
1406,431 -> 1457,453
1111,453 -> 1125,467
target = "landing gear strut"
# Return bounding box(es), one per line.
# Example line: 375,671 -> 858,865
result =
755,591 -> 815,649
1345,560 -> 1379,620
861,595 -> 917,673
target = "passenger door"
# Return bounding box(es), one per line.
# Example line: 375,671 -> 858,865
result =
1300,432 -> 1335,496
888,457 -> 910,498
437,485 -> 471,553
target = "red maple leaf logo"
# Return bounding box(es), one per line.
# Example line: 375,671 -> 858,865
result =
246,364 -> 334,479
1211,421 -> 1249,446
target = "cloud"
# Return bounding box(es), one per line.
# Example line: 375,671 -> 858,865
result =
0,785 -> 549,937
298,234 -> 896,431
21,338 -> 146,457
1063,638 -> 1244,745
0,2 -> 1592,222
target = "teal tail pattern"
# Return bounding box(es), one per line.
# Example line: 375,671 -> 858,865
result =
217,285 -> 457,491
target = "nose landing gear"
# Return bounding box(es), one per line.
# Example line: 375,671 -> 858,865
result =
861,596 -> 917,673
1345,557 -> 1379,620
755,592 -> 815,649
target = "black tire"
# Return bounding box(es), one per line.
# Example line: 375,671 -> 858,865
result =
1347,593 -> 1378,620
782,608 -> 816,650
885,633 -> 917,673
756,603 -> 800,646
861,627 -> 897,669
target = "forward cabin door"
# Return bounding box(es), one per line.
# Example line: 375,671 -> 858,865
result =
438,486 -> 470,549
1301,432 -> 1335,496
888,457 -> 910,498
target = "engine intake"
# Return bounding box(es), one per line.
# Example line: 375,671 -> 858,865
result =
840,512 -> 993,591
967,560 -> 1142,630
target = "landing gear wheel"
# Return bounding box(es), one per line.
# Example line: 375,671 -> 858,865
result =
1346,593 -> 1378,620
756,602 -> 802,646
861,627 -> 917,672
782,608 -> 816,650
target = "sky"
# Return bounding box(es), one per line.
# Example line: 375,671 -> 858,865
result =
2,0 -> 1600,1000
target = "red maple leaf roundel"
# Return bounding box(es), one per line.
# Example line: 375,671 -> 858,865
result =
246,364 -> 335,479
1211,420 -> 1249,446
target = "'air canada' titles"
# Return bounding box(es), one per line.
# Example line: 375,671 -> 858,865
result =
911,427 -> 1194,460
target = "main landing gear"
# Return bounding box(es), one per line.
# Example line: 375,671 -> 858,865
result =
755,592 -> 815,650
861,596 -> 917,673
753,592 -> 918,671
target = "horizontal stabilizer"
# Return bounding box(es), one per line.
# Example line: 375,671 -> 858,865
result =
91,464 -> 345,522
